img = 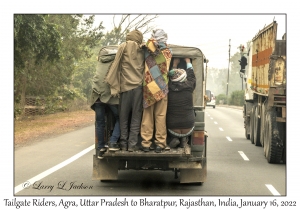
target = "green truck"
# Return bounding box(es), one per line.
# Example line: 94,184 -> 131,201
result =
92,44 -> 208,184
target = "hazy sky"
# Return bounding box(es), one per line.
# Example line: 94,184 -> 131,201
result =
95,14 -> 286,69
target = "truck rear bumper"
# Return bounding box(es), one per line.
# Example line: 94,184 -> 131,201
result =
92,154 -> 206,182
102,146 -> 191,159
92,144 -> 206,183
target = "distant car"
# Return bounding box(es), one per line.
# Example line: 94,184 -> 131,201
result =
206,93 -> 216,108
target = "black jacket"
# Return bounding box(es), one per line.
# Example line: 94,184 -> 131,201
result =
166,67 -> 196,129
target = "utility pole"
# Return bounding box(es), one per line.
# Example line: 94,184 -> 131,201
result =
226,39 -> 231,96
242,73 -> 244,90
241,73 -> 244,90
204,58 -> 209,92
204,58 -> 209,107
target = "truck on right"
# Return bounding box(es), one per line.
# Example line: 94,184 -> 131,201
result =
242,21 -> 286,164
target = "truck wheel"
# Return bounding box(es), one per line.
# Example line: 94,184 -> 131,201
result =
253,105 -> 261,146
245,128 -> 250,139
263,113 -> 269,157
259,104 -> 265,147
282,143 -> 286,164
244,104 -> 250,139
264,109 -> 283,163
278,121 -> 286,164
250,105 -> 255,144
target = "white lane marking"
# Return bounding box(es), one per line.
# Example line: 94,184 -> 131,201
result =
238,151 -> 249,161
265,184 -> 281,196
15,145 -> 94,194
214,121 -> 218,124
226,136 -> 233,141
219,127 -> 224,131
210,117 -> 213,120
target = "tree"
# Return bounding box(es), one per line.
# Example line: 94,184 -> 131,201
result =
229,51 -> 244,93
72,48 -> 99,103
14,15 -> 61,69
206,67 -> 228,96
14,14 -> 159,116
14,14 -> 105,115
72,14 -> 159,103
101,14 -> 158,46
14,14 -> 62,111
229,90 -> 244,106
43,14 -> 104,99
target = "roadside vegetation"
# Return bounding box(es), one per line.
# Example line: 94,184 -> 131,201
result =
216,90 -> 244,106
206,41 -> 250,106
14,14 -> 159,146
14,14 -> 158,119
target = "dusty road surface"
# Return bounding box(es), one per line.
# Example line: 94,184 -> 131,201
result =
14,110 -> 95,148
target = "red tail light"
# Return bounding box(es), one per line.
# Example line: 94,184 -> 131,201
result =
192,131 -> 205,145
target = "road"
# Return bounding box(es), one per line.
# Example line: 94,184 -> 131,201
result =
14,106 -> 286,197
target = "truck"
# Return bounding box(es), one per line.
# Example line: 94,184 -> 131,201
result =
92,44 -> 208,184
242,21 -> 286,164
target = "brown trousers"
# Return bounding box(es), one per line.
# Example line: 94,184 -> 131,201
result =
141,96 -> 168,148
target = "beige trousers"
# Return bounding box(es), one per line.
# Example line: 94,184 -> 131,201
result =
141,96 -> 168,148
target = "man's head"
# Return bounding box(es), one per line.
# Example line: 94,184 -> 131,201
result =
151,29 -> 168,43
169,69 -> 187,82
126,30 -> 143,45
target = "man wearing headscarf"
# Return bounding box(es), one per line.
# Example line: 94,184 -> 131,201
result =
140,29 -> 172,153
105,30 -> 145,152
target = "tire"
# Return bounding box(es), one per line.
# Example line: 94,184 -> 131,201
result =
250,105 -> 255,144
213,105 -> 215,109
260,104 -> 265,147
278,121 -> 286,164
282,141 -> 286,164
244,104 -> 250,139
264,109 -> 283,163
253,106 -> 261,146
245,127 -> 250,139
263,113 -> 268,157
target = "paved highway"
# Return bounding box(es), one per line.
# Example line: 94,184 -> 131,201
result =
14,106 -> 286,197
